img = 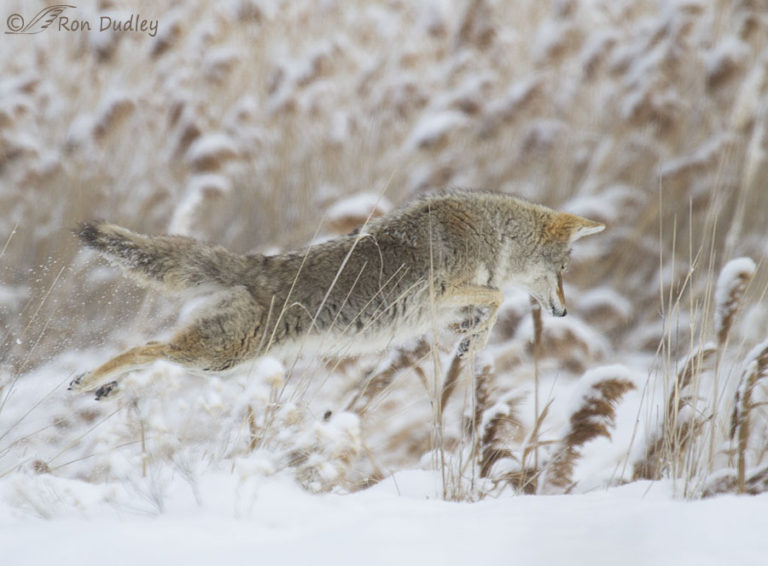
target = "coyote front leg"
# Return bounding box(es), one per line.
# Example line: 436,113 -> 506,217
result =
440,285 -> 504,355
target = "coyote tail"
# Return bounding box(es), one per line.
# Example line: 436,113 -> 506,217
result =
77,220 -> 249,294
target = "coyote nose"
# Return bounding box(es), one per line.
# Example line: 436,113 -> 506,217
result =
551,305 -> 567,317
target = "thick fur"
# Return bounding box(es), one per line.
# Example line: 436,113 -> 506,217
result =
71,191 -> 604,399
77,221 -> 250,293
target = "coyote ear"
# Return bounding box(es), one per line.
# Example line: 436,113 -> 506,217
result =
569,217 -> 605,242
546,212 -> 605,243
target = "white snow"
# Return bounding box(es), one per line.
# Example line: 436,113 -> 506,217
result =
325,192 -> 393,223
1,473 -> 766,566
3,345 -> 760,566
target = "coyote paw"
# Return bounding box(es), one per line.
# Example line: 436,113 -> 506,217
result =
94,381 -> 119,401
457,336 -> 472,358
457,330 -> 492,358
458,313 -> 484,332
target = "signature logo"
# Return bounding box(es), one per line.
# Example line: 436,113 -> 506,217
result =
5,4 -> 75,34
5,5 -> 158,37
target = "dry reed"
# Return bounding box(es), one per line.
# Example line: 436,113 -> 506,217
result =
543,377 -> 635,493
633,345 -> 715,481
714,258 -> 755,347
730,340 -> 768,493
346,339 -> 430,415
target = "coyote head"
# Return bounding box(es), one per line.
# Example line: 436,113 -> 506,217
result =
519,212 -> 605,317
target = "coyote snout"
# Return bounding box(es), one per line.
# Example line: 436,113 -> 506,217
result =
553,278 -> 568,317
70,191 -> 604,400
526,273 -> 568,317
522,216 -> 604,318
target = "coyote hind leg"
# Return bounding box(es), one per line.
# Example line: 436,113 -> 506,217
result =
69,342 -> 175,399
70,288 -> 265,400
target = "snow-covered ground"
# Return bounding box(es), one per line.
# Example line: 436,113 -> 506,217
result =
3,472 -> 766,566
1,342 -> 765,565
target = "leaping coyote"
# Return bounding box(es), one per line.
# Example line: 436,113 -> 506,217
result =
70,191 -> 604,399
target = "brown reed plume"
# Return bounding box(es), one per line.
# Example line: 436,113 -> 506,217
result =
714,258 -> 755,347
471,363 -> 525,481
543,377 -> 635,493
439,350 -> 465,420
730,339 -> 768,493
346,339 -> 430,414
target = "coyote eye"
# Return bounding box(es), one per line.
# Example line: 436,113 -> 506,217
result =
561,250 -> 572,271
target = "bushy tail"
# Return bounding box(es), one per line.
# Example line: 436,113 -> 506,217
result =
77,221 -> 249,294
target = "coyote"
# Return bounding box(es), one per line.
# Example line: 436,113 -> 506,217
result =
70,191 -> 604,399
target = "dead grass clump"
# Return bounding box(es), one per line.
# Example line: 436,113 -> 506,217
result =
439,360 -> 534,495
92,96 -> 136,140
346,339 -> 430,415
524,316 -> 608,374
150,15 -> 182,58
456,0 -> 495,50
488,296 -> 529,344
634,255 -> 764,490
577,289 -> 633,333
185,132 -> 239,171
729,339 -> 768,494
633,340 -> 717,481
702,465 -> 768,498
478,79 -> 543,139
291,411 -> 362,493
714,257 -> 755,347
472,363 -> 525,480
542,375 -> 634,493
439,351 -> 464,420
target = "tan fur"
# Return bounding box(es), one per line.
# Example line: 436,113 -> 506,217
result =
545,212 -> 606,244
70,191 -> 604,399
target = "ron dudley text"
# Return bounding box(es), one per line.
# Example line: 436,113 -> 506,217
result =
59,14 -> 158,37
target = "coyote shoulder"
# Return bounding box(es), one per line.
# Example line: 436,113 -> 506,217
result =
70,191 -> 604,399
